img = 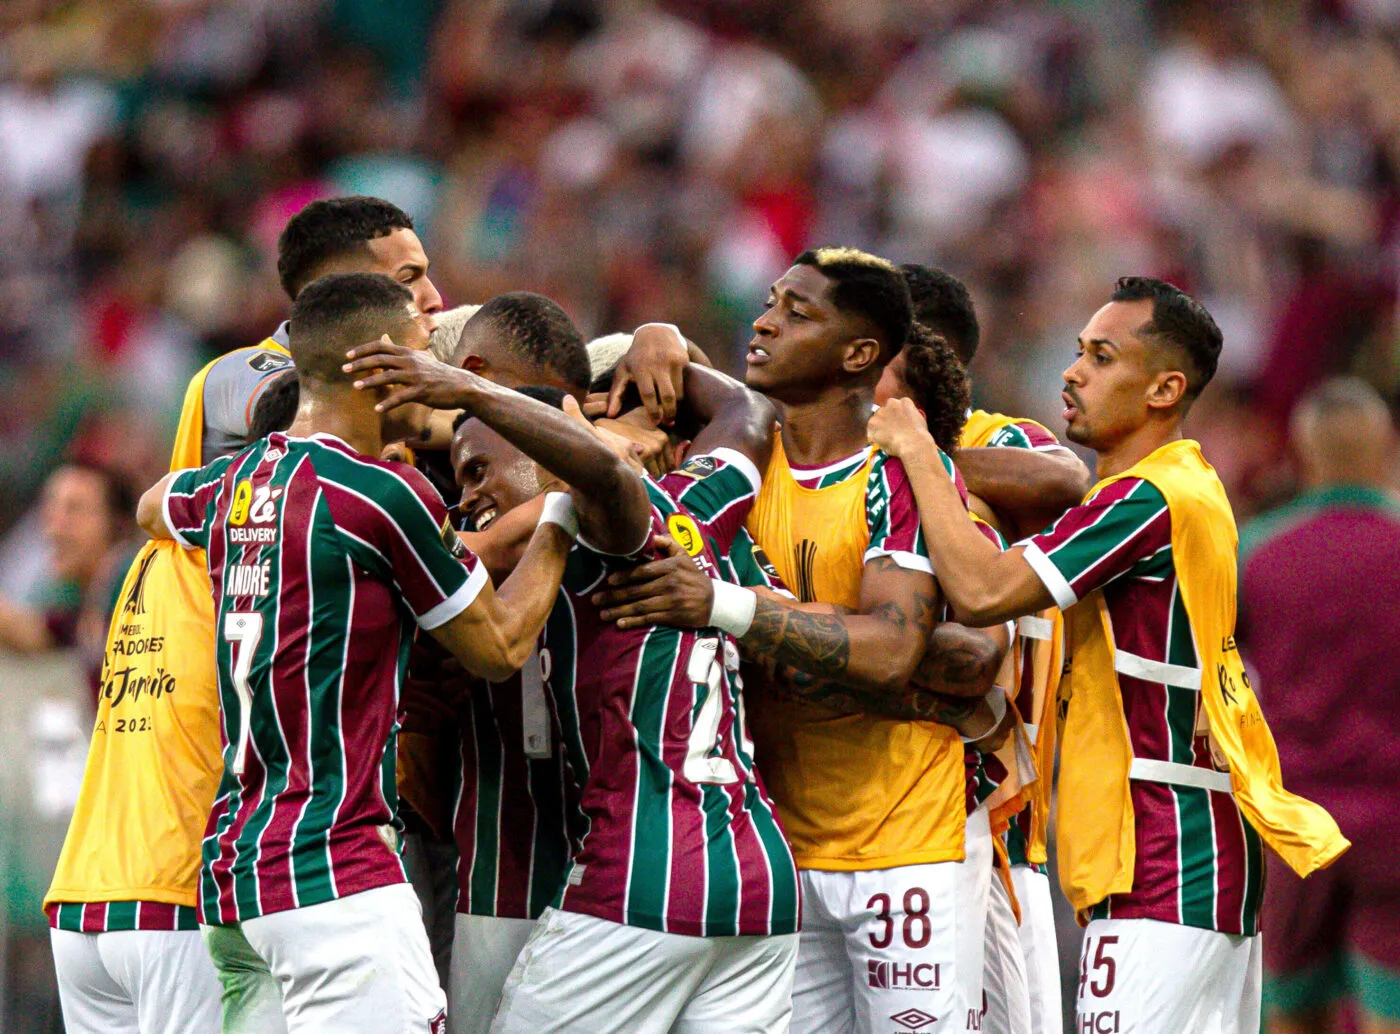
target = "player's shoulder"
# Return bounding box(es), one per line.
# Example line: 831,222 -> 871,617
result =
661,448 -> 763,500
1083,474 -> 1165,511
303,435 -> 437,501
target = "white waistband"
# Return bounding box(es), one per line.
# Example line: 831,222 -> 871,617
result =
1114,649 -> 1202,690
1129,758 -> 1233,793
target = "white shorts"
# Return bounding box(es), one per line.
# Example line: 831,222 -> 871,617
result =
791,805 -> 993,1034
490,906 -> 799,1034
51,927 -> 222,1034
1075,917 -> 1262,1034
449,914 -> 535,1034
982,868 -> 1031,1034
204,882 -> 447,1034
1010,866 -> 1061,1034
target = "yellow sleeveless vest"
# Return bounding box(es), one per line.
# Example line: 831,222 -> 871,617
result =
960,410 -> 1061,866
746,437 -> 967,870
45,340 -> 286,911
44,539 -> 221,908
1055,439 -> 1350,915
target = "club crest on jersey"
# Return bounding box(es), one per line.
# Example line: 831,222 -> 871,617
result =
666,512 -> 705,556
247,352 -> 291,374
674,454 -> 719,480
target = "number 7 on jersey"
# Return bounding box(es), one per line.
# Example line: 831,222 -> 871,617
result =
222,612 -> 264,776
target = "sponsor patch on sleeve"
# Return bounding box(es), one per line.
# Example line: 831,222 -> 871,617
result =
674,454 -> 719,480
441,516 -> 468,559
247,352 -> 292,374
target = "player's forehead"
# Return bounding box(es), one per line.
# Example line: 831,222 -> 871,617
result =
451,418 -> 516,471
770,264 -> 835,311
363,228 -> 428,273
1078,299 -> 1153,359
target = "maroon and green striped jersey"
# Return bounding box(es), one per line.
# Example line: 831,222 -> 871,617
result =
548,450 -> 800,937
163,432 -> 487,925
1022,477 -> 1264,935
453,450 -> 795,924
47,901 -> 199,933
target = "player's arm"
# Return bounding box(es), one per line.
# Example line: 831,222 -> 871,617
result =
428,515 -> 575,682
136,472 -> 180,540
344,340 -> 652,555
954,445 -> 1092,540
870,399 -> 1053,626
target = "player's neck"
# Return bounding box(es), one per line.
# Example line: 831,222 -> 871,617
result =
778,384 -> 875,467
289,390 -> 384,458
1094,418 -> 1182,480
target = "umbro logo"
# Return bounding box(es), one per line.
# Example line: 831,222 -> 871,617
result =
889,1009 -> 937,1031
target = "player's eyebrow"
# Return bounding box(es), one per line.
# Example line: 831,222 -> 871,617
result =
1077,336 -> 1118,352
769,283 -> 815,307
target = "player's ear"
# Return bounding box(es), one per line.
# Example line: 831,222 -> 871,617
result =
842,336 -> 881,376
462,354 -> 487,375
1146,369 -> 1188,411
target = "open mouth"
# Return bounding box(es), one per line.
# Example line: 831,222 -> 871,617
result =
471,504 -> 499,531
1061,391 -> 1079,421
746,344 -> 771,366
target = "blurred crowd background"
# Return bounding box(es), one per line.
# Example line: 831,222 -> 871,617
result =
1,0 -> 1398,1028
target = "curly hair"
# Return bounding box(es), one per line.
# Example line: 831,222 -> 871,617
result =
898,323 -> 971,454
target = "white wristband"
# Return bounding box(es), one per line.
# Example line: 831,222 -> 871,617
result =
708,581 -> 757,638
961,684 -> 1008,744
538,492 -> 579,540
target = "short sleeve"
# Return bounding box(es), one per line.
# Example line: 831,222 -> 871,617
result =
1019,477 -> 1171,609
199,347 -> 294,464
659,448 -> 763,559
329,459 -> 488,630
163,457 -> 235,550
864,452 -> 937,574
983,419 -> 1063,451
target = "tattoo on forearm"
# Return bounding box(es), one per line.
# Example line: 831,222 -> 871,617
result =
756,669 -> 980,724
744,599 -> 852,679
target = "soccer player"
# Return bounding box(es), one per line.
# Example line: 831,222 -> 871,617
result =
1238,378 -> 1400,1034
42,195 -> 449,1034
342,329 -> 802,1033
867,275 -> 1351,1034
132,272 -> 587,1033
600,249 -> 1002,1033
885,263 -> 1092,1034
396,291 -> 598,996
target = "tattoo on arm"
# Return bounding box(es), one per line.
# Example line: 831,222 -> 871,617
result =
744,598 -> 853,678
757,669 -> 981,723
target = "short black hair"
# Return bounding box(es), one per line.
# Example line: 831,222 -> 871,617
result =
276,196 -> 414,299
248,370 -> 299,440
900,264 -> 980,365
458,292 -> 591,393
897,324 -> 971,454
452,384 -> 566,434
1110,276 -> 1223,399
794,247 -> 912,358
288,273 -> 414,386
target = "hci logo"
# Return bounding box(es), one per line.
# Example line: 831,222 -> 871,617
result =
869,960 -> 941,989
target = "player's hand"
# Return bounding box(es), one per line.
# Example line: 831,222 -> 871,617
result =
868,397 -> 938,462
593,534 -> 713,629
599,413 -> 676,477
606,323 -> 689,425
344,336 -> 475,412
562,396 -> 647,476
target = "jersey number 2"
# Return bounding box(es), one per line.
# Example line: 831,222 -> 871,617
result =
222,612 -> 264,776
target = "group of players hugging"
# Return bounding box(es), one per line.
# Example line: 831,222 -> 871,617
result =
43,196 -> 1349,1034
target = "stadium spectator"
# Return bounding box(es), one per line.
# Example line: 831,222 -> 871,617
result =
1239,377 -> 1400,1034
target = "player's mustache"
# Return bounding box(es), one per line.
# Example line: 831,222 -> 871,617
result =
1064,386 -> 1085,409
